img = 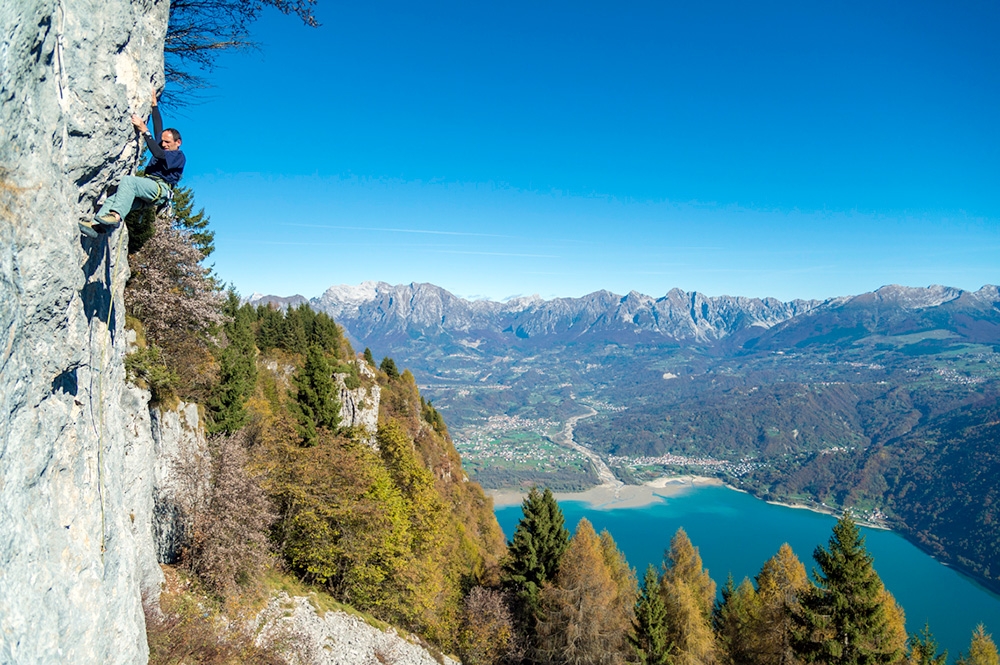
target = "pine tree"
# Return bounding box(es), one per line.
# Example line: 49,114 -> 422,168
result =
632,564 -> 672,665
502,487 -> 570,646
908,623 -> 947,665
363,347 -> 375,367
535,519 -> 632,665
957,625 -> 1000,665
792,514 -> 906,665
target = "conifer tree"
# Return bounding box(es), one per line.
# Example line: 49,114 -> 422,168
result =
792,514 -> 906,665
290,344 -> 340,445
364,347 -> 375,367
957,625 -> 1000,665
753,543 -> 810,665
662,528 -> 716,620
502,487 -> 570,645
535,519 -> 633,665
255,304 -> 285,351
381,356 -> 400,379
207,295 -> 257,435
908,623 -> 947,665
282,307 -> 308,354
660,528 -> 717,665
713,575 -> 761,665
170,185 -> 215,257
663,578 -> 718,665
632,564 -> 672,665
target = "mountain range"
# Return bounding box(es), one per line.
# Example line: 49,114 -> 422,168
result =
256,281 -> 999,352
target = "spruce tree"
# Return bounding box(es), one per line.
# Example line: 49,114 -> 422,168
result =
632,564 -> 672,665
792,514 -> 906,665
208,296 -> 257,435
290,344 -> 340,445
381,356 -> 400,379
713,574 -> 760,665
908,623 -> 947,665
502,487 -> 570,645
170,185 -> 215,257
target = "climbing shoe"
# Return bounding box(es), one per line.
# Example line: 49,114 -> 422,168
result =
79,220 -> 99,238
95,212 -> 120,227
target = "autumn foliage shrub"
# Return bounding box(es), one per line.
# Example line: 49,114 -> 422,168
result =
458,587 -> 519,665
188,432 -> 275,598
125,211 -> 222,401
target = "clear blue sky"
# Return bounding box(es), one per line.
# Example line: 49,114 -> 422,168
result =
174,0 -> 998,302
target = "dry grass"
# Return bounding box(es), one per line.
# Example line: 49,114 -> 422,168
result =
145,567 -> 289,665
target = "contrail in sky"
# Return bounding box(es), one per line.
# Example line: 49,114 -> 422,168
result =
284,223 -> 517,239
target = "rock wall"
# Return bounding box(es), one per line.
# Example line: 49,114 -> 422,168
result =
0,0 -> 170,661
336,359 -> 380,449
150,402 -> 208,565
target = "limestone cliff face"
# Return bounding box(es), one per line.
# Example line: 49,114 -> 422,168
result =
335,358 -> 380,449
0,0 -> 170,661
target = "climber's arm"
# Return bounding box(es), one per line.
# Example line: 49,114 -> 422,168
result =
129,87 -> 166,158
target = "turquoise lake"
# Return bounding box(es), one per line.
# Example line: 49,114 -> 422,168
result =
496,484 -> 1000,660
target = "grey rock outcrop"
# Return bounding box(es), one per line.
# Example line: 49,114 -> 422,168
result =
1,0 -> 170,661
255,593 -> 458,665
335,359 -> 380,449
151,402 -> 209,564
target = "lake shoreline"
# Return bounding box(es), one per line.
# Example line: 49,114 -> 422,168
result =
487,474 -> 725,510
488,476 -> 891,530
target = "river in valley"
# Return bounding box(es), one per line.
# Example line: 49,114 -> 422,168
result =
496,483 -> 1000,660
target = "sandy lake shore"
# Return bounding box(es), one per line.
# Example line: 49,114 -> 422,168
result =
488,475 -> 724,510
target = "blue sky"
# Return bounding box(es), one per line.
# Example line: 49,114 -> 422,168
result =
174,0 -> 999,302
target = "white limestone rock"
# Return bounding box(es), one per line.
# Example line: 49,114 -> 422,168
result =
150,402 -> 209,565
255,593 -> 458,665
335,359 -> 380,449
0,0 -> 170,661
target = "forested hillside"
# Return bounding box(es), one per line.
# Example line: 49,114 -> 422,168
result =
120,190 -> 511,660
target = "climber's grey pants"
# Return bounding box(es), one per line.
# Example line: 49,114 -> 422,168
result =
96,175 -> 162,219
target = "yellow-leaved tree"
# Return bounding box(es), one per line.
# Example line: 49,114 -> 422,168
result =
536,519 -> 636,664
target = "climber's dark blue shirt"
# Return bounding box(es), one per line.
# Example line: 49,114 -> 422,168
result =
140,105 -> 185,186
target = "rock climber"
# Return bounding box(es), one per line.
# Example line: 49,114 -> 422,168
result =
80,86 -> 185,238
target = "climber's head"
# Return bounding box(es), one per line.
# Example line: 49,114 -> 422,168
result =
160,128 -> 182,151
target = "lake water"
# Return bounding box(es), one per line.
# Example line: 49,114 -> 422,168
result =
496,484 -> 1000,660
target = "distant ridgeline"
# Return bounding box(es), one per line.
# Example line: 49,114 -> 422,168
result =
253,282 -> 1000,592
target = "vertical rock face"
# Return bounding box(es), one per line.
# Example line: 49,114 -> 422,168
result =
150,402 -> 208,565
335,359 -> 380,449
0,0 -> 169,662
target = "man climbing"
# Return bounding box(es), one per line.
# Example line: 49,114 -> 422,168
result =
80,86 -> 186,238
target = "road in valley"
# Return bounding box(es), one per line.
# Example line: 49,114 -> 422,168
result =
550,404 -> 624,492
